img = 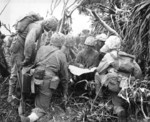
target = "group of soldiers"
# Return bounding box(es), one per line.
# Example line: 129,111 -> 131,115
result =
1,13 -> 142,122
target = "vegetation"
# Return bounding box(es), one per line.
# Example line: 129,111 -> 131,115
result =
79,0 -> 149,74
1,0 -> 150,122
123,1 -> 150,75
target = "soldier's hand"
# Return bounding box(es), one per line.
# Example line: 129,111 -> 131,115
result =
79,64 -> 84,68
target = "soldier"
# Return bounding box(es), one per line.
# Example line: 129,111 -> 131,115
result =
15,15 -> 58,66
21,32 -> 69,122
40,30 -> 52,46
75,36 -> 99,68
95,33 -> 108,62
7,16 -> 58,104
77,34 -> 87,52
95,33 -> 107,52
3,33 -> 16,70
95,35 -> 142,122
7,33 -> 25,103
0,32 -> 10,78
61,34 -> 77,64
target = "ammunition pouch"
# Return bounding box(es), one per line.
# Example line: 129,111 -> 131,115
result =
50,76 -> 60,90
34,68 -> 45,80
22,66 -> 45,95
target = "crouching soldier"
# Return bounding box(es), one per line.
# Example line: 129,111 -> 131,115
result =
75,36 -> 99,68
95,35 -> 142,122
21,32 -> 69,122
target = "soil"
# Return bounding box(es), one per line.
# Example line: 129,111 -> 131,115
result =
0,78 -> 150,122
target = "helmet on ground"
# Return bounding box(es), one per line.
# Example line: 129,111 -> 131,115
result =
44,16 -> 58,32
65,34 -> 75,47
96,33 -> 107,42
100,35 -> 121,53
84,36 -> 96,46
50,32 -> 65,47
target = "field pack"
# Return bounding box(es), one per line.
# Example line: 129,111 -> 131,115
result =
117,51 -> 135,74
15,13 -> 43,33
110,51 -> 135,74
107,51 -> 136,92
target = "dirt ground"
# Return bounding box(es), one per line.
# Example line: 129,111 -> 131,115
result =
0,78 -> 150,122
0,79 -> 116,122
0,78 -> 20,122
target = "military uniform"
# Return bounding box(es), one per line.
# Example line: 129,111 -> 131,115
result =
33,45 -> 68,115
4,36 -> 13,69
75,36 -> 99,68
8,16 -> 58,103
95,36 -> 142,122
18,16 -> 58,66
76,49 -> 99,68
21,32 -> 68,122
0,33 -> 10,78
61,34 -> 77,64
7,35 -> 25,103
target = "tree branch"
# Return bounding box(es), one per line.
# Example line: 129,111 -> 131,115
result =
54,0 -> 61,9
96,3 -> 116,14
61,0 -> 69,15
1,23 -> 11,33
0,0 -> 11,16
50,0 -> 54,15
50,0 -> 61,15
66,0 -> 86,17
58,11 -> 66,33
66,0 -> 77,10
58,0 -> 85,33
86,8 -> 119,37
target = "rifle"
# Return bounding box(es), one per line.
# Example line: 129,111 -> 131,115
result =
17,66 -> 25,115
17,64 -> 36,115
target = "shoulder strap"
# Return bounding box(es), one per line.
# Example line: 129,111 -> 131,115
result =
36,48 -> 58,66
118,51 -> 135,59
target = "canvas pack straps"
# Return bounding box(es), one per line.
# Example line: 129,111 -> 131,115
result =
36,48 -> 58,67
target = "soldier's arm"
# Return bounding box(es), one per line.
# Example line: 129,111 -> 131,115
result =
97,53 -> 113,74
93,52 -> 100,67
10,37 -> 20,53
59,53 -> 69,97
74,51 -> 84,67
75,51 -> 82,63
24,27 -> 41,59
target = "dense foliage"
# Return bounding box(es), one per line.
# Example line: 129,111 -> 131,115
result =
1,0 -> 150,122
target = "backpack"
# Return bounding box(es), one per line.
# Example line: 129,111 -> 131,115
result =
15,13 -> 43,33
111,51 -> 135,74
